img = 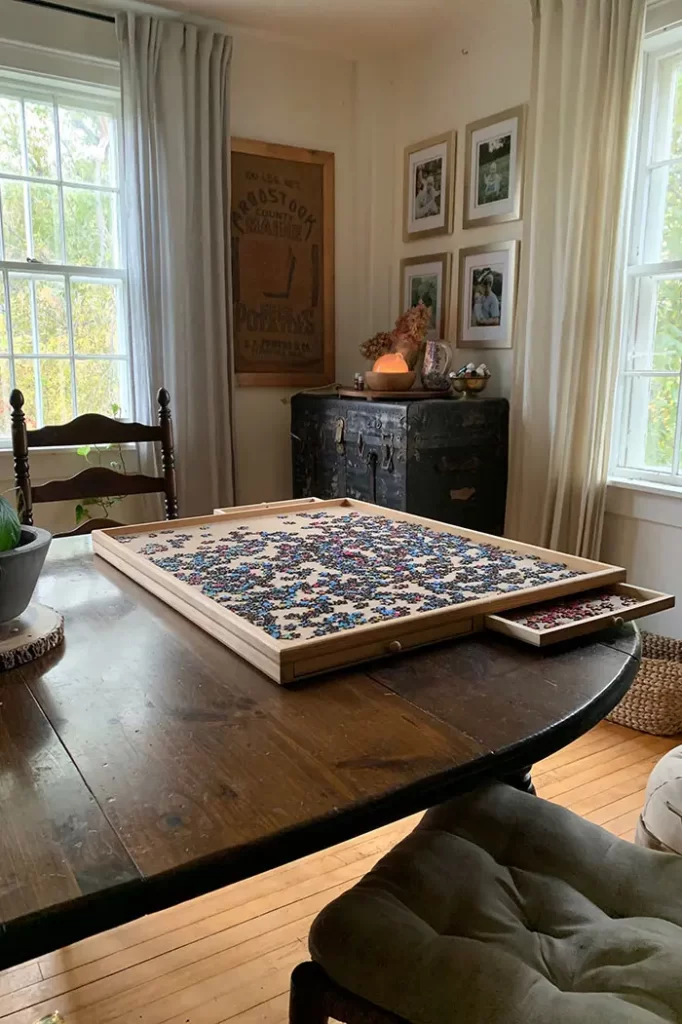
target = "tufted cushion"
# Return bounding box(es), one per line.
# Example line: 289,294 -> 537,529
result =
637,745 -> 682,854
310,783 -> 682,1024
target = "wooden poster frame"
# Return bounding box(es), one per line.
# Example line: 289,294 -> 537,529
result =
231,138 -> 335,388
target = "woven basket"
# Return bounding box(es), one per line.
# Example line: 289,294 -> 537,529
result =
607,632 -> 682,736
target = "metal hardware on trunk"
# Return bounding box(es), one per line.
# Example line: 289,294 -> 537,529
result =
367,450 -> 378,503
382,437 -> 394,472
335,418 -> 345,453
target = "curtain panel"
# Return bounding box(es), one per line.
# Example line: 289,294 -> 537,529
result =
506,0 -> 646,558
117,13 -> 235,517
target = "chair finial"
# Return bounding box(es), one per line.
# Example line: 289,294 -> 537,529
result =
10,389 -> 24,411
157,388 -> 171,409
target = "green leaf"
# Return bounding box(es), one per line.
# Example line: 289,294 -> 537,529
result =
111,403 -> 120,417
0,496 -> 21,552
75,503 -> 92,524
76,445 -> 91,458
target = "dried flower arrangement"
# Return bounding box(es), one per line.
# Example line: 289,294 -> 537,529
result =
360,301 -> 432,369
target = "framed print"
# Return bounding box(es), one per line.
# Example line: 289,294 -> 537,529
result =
400,252 -> 453,341
403,131 -> 456,242
231,138 -> 335,387
463,105 -> 526,228
457,241 -> 519,349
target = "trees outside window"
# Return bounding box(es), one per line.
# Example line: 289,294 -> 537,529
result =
0,74 -> 129,439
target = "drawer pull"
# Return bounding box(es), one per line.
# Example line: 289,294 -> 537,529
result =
613,616 -> 625,628
388,640 -> 402,653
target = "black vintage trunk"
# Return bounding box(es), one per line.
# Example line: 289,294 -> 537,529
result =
291,393 -> 509,535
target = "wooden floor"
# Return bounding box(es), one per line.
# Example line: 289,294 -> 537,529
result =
0,721 -> 678,1024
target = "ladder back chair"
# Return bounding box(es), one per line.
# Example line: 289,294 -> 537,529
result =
10,387 -> 179,538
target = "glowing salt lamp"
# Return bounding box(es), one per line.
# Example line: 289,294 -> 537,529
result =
372,352 -> 410,373
365,350 -> 416,392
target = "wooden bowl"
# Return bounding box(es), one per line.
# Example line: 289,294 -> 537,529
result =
364,370 -> 416,392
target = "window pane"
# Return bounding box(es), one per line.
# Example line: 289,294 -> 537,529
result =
72,280 -> 119,354
8,276 -> 33,354
0,358 -> 10,436
35,278 -> 68,354
0,180 -> 28,260
40,358 -> 72,424
0,279 -> 7,352
64,187 -> 115,267
627,277 -> 682,372
25,101 -> 57,179
30,183 -> 62,262
0,96 -> 22,174
623,376 -> 679,471
644,164 -> 682,262
59,106 -> 116,186
75,359 -> 122,416
13,359 -> 38,428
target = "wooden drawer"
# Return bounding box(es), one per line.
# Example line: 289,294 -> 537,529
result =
484,584 -> 675,648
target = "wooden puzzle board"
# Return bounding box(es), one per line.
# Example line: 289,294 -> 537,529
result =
92,499 -> 625,683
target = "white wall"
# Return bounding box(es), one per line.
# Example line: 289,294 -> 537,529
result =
389,0 -> 533,398
229,40 -> 393,504
602,485 -> 682,638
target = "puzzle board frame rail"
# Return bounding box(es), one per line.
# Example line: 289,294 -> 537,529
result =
91,498 -> 639,684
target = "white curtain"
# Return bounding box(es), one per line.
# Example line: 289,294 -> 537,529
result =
505,0 -> 645,558
117,13 -> 235,518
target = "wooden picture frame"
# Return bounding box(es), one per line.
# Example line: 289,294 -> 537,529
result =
464,105 -> 526,229
231,138 -> 335,387
92,497 -> 630,685
400,252 -> 452,341
457,241 -> 519,349
403,131 -> 456,242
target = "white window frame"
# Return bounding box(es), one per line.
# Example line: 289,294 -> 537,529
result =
611,25 -> 682,488
0,69 -> 129,444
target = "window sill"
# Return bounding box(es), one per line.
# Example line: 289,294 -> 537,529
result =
608,477 -> 682,499
607,477 -> 682,530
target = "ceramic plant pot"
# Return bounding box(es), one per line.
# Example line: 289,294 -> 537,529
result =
0,526 -> 52,624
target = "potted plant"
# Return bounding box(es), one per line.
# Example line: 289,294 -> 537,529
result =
0,497 -> 52,624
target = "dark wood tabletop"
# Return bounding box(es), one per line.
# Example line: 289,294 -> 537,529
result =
0,538 -> 640,969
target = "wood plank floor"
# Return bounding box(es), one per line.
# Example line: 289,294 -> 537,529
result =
0,721 -> 678,1024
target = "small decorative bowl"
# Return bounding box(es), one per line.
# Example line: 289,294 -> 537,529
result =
449,374 -> 489,398
364,370 -> 416,392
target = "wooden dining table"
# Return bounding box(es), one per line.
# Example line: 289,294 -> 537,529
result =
0,537 -> 640,971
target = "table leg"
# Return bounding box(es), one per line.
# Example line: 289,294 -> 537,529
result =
501,767 -> 536,795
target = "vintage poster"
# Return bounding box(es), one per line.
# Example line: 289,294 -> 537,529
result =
231,139 -> 335,386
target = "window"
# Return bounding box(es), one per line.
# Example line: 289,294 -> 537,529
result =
0,72 -> 129,441
612,30 -> 682,487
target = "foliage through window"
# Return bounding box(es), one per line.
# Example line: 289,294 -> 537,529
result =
612,31 -> 682,486
0,73 -> 129,441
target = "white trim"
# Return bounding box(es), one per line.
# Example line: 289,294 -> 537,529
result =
0,36 -> 117,72
0,39 -> 118,89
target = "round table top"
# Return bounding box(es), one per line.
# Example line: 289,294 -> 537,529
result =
0,536 -> 640,969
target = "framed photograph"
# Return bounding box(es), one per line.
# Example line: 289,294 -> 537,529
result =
231,138 -> 335,387
400,252 -> 453,341
463,105 -> 526,228
457,241 -> 519,349
403,131 -> 456,242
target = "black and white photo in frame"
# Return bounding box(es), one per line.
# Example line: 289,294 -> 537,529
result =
400,252 -> 452,341
464,106 -> 526,229
458,241 -> 518,348
403,132 -> 456,241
